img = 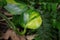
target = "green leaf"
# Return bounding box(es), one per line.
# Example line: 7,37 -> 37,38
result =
12,9 -> 42,29
4,4 -> 27,15
39,0 -> 59,3
51,3 -> 58,12
0,0 -> 6,6
6,0 -> 19,4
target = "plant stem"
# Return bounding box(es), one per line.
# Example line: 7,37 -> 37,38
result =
0,13 -> 26,35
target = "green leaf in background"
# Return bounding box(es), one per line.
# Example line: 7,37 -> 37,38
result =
57,12 -> 60,30
6,0 -> 19,4
46,3 -> 51,12
0,0 -> 7,7
51,3 -> 58,12
39,0 -> 60,3
4,0 -> 28,15
4,4 -> 27,15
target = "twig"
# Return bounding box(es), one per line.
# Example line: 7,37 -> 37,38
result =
0,17 -> 12,21
4,12 -> 12,16
0,22 -> 7,25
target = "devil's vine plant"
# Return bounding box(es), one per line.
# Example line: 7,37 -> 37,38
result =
0,0 -> 60,40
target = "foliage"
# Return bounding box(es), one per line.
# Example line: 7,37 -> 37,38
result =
0,0 -> 60,40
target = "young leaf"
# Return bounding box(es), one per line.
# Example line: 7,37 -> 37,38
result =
12,9 -> 42,29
